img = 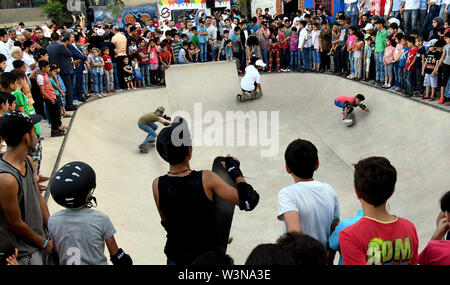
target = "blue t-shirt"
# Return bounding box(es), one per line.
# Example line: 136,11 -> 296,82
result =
247,23 -> 260,34
399,46 -> 410,67
230,33 -> 241,53
198,26 -> 208,44
420,0 -> 427,10
328,209 -> 364,265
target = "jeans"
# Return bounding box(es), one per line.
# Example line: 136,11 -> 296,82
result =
290,50 -> 298,70
346,3 -> 359,26
72,72 -> 84,101
92,72 -> 103,94
375,52 -> 385,82
423,5 -> 440,36
337,47 -> 348,73
200,42 -> 207,62
394,62 -> 401,87
82,72 -> 89,95
261,48 -> 268,70
406,70 -> 415,92
418,9 -> 427,34
138,122 -> 158,144
349,53 -> 355,74
212,46 -> 225,61
140,64 -> 151,86
439,4 -> 449,19
112,62 -> 120,89
302,47 -> 312,70
312,49 -> 321,65
105,69 -> 114,91
404,9 -> 419,36
44,99 -> 61,132
280,48 -> 289,69
398,66 -> 406,89
415,65 -> 424,94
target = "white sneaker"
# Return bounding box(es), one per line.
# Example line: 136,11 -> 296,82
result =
343,119 -> 353,124
386,84 -> 391,88
73,100 -> 82,106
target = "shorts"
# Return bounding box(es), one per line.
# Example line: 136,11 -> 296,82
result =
423,73 -> 438,88
384,64 -> 393,77
241,82 -> 257,93
365,59 -> 370,72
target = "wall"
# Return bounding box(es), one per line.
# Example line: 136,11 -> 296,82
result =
250,0 -> 277,16
92,2 -> 159,28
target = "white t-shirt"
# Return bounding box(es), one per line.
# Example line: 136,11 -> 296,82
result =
22,52 -> 36,75
298,28 -> 310,49
240,65 -> 260,91
402,0 -> 421,9
278,180 -> 340,248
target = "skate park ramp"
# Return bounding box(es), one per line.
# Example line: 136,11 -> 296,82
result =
48,61 -> 450,265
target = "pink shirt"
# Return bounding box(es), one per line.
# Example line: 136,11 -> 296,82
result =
418,240 -> 450,265
36,73 -> 56,99
148,47 -> 159,64
347,34 -> 356,53
336,95 -> 355,105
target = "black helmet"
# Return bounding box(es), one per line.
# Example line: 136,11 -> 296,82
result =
49,161 -> 97,209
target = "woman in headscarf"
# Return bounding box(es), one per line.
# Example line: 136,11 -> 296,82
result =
429,17 -> 444,40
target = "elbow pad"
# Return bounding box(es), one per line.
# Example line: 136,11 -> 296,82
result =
360,103 -> 366,110
237,182 -> 259,211
110,248 -> 133,265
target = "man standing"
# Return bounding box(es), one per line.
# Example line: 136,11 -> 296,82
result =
401,0 -> 420,35
34,27 -> 50,50
206,17 -> 218,41
6,29 -> 17,51
0,111 -> 54,265
0,29 -> 9,60
111,26 -> 127,90
68,34 -> 88,104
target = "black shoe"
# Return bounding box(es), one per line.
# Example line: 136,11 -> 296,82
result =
79,97 -> 86,102
65,105 -> 78,111
51,131 -> 65,137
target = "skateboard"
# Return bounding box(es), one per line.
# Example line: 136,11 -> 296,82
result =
236,91 -> 262,102
139,142 -> 155,153
342,113 -> 355,127
211,156 -> 236,254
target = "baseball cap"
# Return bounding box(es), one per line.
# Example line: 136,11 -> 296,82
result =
363,23 -> 374,31
388,18 -> 400,26
255,59 -> 266,67
97,29 -> 105,36
156,116 -> 192,165
0,111 -> 42,142
425,39 -> 438,47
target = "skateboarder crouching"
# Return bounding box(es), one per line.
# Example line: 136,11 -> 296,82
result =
240,56 -> 266,99
334,94 -> 369,124
152,117 -> 260,265
138,106 -> 171,150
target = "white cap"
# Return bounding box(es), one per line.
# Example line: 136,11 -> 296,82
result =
97,29 -> 105,36
363,23 -> 374,31
255,59 -> 266,67
388,18 -> 400,26
425,39 -> 438,47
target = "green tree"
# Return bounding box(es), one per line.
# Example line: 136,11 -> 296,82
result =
41,0 -> 66,25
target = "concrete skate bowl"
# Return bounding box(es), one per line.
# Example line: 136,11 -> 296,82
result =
48,61 -> 450,265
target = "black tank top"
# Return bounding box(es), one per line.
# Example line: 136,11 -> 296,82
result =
158,170 -> 220,265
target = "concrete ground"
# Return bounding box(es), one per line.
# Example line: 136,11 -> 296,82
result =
42,61 -> 450,265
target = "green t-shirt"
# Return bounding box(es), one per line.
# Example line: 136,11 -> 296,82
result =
12,89 -> 41,135
191,35 -> 200,48
375,28 -> 388,53
138,112 -> 159,125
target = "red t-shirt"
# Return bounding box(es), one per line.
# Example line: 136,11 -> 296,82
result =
418,240 -> 450,265
102,55 -> 113,70
269,43 -> 280,56
336,95 -> 355,105
278,32 -> 288,49
159,51 -> 172,64
339,216 -> 419,265
405,47 -> 418,71
137,47 -> 150,65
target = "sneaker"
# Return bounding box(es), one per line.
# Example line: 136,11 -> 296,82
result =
343,119 -> 353,124
287,69 -> 291,72
386,84 -> 391,88
51,130 -> 65,137
73,100 -> 82,106
438,97 -> 445,104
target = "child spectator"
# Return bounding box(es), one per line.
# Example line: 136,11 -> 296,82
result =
418,190 -> 450,265
158,44 -> 172,86
363,36 -> 373,81
393,33 -> 403,91
339,157 -> 419,265
6,94 -> 15,112
81,46 -> 90,98
187,42 -> 200,63
245,243 -> 295,265
329,209 -> 364,265
268,36 -> 280,72
375,19 -> 388,85
399,36 -> 410,92
383,37 -> 396,88
404,36 -> 418,97
353,32 -> 364,80
137,39 -> 151,87
36,60 -> 64,137
206,38 -> 213,62
277,139 -> 340,264
434,33 -> 450,104
90,48 -> 105,98
148,39 -> 160,84
346,26 -> 357,79
190,26 -> 200,52
122,57 -> 135,90
198,20 -> 208,62
231,26 -> 242,72
415,36 -> 426,97
289,27 -> 299,72
128,38 -> 138,60
276,232 -> 328,265
422,39 -> 441,100
224,40 -> 233,61
311,23 -> 321,73
171,33 -> 183,64
278,24 -> 290,72
213,35 -> 225,61
178,41 -> 190,64
298,21 -> 310,72
101,47 -> 114,94
132,58 -> 142,89
330,23 -> 340,73
49,64 -> 68,121
48,161 -> 132,265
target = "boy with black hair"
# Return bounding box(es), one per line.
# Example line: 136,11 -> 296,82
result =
191,251 -> 235,265
422,39 -> 442,100
178,41 -> 190,64
137,106 -> 171,150
334,94 -> 370,123
434,33 -> 450,104
415,36 -> 426,97
277,139 -> 340,265
6,94 -> 15,112
404,36 -> 418,97
231,26 -> 243,73
418,190 -> 450,265
245,243 -> 295,265
276,232 -> 328,265
152,117 -> 259,265
339,157 -> 419,265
